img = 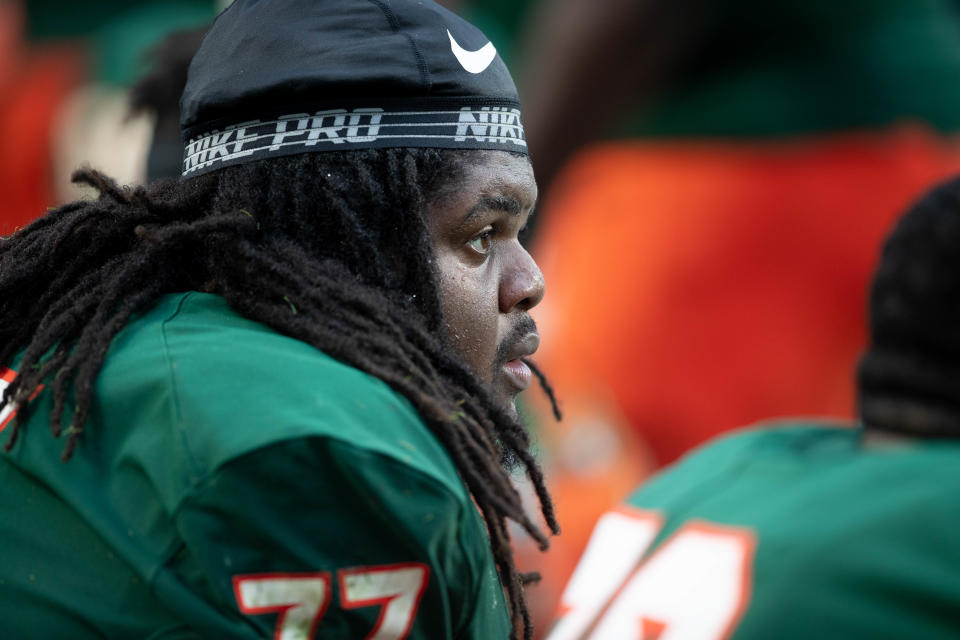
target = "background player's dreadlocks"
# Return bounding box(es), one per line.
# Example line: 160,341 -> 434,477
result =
0,148 -> 560,640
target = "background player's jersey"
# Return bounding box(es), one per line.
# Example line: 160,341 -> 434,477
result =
547,423 -> 960,640
0,292 -> 510,639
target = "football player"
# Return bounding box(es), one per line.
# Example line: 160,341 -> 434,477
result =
548,175 -> 960,639
0,1 -> 559,638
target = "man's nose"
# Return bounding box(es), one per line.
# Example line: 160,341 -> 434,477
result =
500,244 -> 545,312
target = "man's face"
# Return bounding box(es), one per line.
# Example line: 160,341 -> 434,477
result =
425,151 -> 543,417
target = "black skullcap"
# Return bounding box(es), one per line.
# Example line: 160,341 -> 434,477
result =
180,0 -> 527,177
858,174 -> 960,436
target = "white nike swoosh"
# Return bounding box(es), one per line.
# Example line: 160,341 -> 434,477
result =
447,29 -> 497,74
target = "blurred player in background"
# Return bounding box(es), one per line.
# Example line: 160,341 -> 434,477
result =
0,0 -> 217,234
510,1 -> 960,626
547,175 -> 960,639
0,1 -> 560,637
127,24 -> 208,182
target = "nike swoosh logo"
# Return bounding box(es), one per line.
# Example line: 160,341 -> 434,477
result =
447,29 -> 497,74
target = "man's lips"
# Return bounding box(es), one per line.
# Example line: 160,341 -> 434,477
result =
500,332 -> 539,392
502,358 -> 533,391
502,331 -> 540,362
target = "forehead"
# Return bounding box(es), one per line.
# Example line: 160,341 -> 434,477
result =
429,151 -> 537,218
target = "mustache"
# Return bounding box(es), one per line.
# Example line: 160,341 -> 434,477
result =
495,314 -> 538,366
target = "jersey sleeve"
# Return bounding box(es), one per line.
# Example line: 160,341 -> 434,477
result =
169,436 -> 510,639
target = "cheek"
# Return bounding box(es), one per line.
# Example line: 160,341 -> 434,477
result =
436,258 -> 500,380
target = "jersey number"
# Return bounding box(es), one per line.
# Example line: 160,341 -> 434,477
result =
233,563 -> 429,640
0,368 -> 43,433
548,506 -> 755,640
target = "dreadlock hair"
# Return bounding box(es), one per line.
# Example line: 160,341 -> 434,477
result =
0,148 -> 560,639
858,174 -> 960,438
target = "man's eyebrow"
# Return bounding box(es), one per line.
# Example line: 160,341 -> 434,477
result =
457,194 -> 529,229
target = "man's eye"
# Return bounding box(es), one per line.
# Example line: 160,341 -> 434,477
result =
467,228 -> 494,254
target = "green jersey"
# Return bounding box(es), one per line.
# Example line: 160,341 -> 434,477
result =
548,423 -> 960,639
0,292 -> 510,639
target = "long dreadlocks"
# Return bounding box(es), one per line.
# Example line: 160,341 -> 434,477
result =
0,148 -> 560,639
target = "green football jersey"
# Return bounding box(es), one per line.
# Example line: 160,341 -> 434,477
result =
548,423 -> 960,639
0,292 -> 510,639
